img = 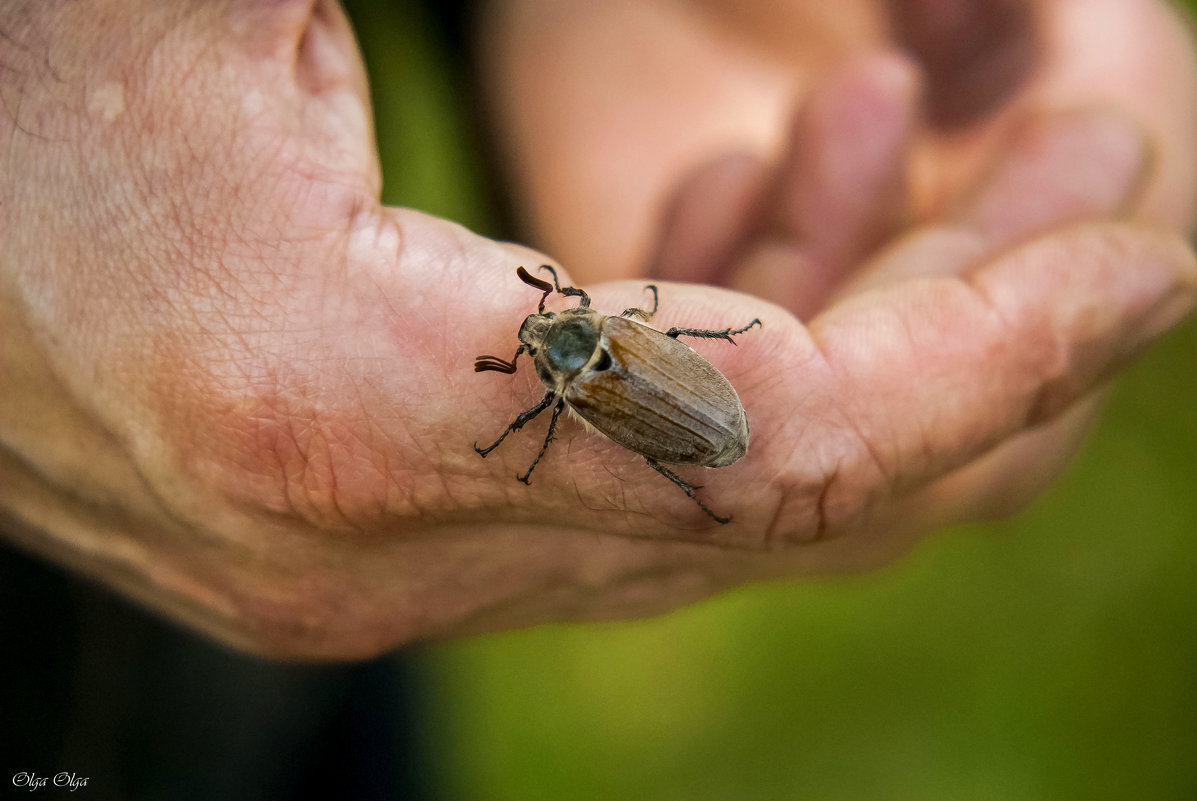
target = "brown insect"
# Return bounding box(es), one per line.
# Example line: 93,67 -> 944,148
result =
474,265 -> 760,523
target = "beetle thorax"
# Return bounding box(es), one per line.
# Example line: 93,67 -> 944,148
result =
521,309 -> 603,390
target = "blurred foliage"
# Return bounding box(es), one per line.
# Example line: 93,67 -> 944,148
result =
348,1 -> 1197,798
342,0 -> 494,235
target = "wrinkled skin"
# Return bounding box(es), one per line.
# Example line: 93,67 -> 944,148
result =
0,0 -> 1194,658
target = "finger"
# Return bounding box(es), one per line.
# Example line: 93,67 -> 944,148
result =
295,1 -> 372,102
1030,0 -> 1197,230
192,0 -> 367,93
887,0 -> 1037,128
216,0 -> 352,66
202,0 -> 378,186
895,0 -> 1197,231
723,54 -> 920,318
892,395 -> 1100,536
762,223 -> 1196,545
647,153 -> 768,287
840,108 -> 1150,296
952,109 -> 1149,245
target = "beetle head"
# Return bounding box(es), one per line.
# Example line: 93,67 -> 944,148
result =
518,313 -> 554,350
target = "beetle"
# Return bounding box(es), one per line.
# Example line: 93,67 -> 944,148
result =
473,265 -> 760,523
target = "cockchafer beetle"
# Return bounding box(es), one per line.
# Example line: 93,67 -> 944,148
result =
473,265 -> 760,523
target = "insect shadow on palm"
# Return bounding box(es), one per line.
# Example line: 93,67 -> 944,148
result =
474,265 -> 761,524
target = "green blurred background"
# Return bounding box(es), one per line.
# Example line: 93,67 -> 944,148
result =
348,2 -> 1197,798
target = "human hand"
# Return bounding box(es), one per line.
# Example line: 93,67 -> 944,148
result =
1,1 -> 1194,658
481,3 -> 1197,555
0,0 -> 573,656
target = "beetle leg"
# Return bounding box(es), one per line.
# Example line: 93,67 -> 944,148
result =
475,391 -> 556,457
644,458 -> 731,524
517,399 -> 566,484
665,318 -> 762,346
537,264 -> 591,308
619,285 -> 659,321
474,345 -> 525,374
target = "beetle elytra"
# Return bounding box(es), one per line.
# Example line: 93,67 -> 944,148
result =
474,265 -> 760,523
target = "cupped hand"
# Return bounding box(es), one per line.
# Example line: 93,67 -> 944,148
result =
0,0 -> 1194,658
482,4 -> 1197,578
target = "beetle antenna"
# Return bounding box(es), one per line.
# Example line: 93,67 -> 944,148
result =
537,264 -> 590,308
515,266 -> 553,293
474,345 -> 525,374
516,266 -> 554,313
